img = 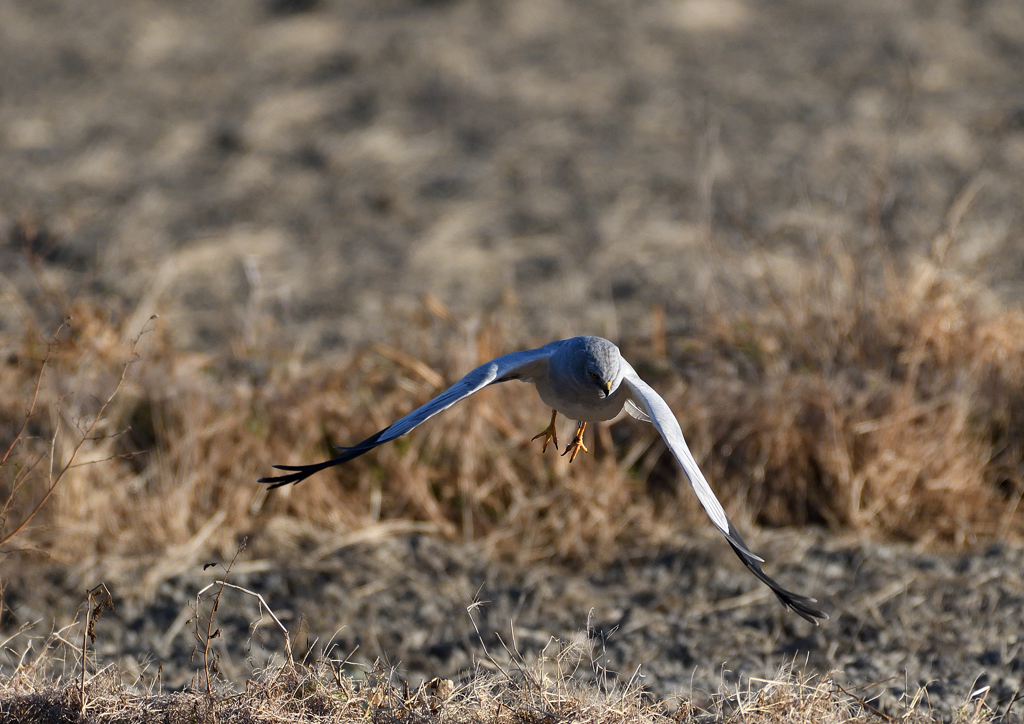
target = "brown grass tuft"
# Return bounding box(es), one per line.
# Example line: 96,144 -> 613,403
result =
669,248 -> 1024,546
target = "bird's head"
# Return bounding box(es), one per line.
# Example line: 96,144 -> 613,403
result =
577,336 -> 623,398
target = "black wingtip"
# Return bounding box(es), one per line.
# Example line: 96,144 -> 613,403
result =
257,457 -> 349,489
723,522 -> 828,624
775,588 -> 829,625
257,467 -> 320,489
258,430 -> 392,489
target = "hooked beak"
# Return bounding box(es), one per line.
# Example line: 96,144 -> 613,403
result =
603,380 -> 612,394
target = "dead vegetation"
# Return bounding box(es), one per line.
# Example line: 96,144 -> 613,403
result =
2,239 -> 1024,591
0,658 -> 1001,724
0,573 -> 1005,724
2,235 -> 1023,720
668,243 -> 1024,546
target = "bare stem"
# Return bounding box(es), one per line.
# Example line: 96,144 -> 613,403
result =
80,583 -> 113,719
194,538 -> 247,703
0,320 -> 64,468
0,316 -> 158,548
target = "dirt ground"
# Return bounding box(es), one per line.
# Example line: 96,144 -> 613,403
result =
2,0 -> 1023,350
2,0 -> 1024,720
5,531 -> 1024,720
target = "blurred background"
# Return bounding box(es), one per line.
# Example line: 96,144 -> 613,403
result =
2,0 -> 1022,353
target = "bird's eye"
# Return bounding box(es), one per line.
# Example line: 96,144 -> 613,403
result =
589,372 -> 599,379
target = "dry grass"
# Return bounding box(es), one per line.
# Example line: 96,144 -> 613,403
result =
667,246 -> 1024,546
0,596 -> 1003,724
0,666 -> 1001,724
2,239 -> 1024,591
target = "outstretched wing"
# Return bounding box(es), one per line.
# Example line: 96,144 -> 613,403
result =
622,362 -> 827,624
258,343 -> 558,489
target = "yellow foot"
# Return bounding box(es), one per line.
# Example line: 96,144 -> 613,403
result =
561,421 -> 588,463
531,409 -> 559,453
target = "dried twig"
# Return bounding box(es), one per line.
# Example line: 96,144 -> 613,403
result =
194,539 -> 247,699
0,316 -> 158,548
199,580 -> 293,664
466,599 -> 516,687
80,583 -> 113,719
0,321 -> 67,528
836,681 -> 896,723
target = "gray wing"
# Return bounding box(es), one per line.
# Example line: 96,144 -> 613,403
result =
622,362 -> 827,624
259,343 -> 557,489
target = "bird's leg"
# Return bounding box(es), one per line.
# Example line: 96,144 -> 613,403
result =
561,421 -> 588,462
531,409 -> 559,453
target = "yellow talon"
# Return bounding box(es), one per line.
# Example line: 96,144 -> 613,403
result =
531,409 -> 559,453
561,421 -> 588,463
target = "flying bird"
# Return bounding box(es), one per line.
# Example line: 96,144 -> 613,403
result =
259,336 -> 826,623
